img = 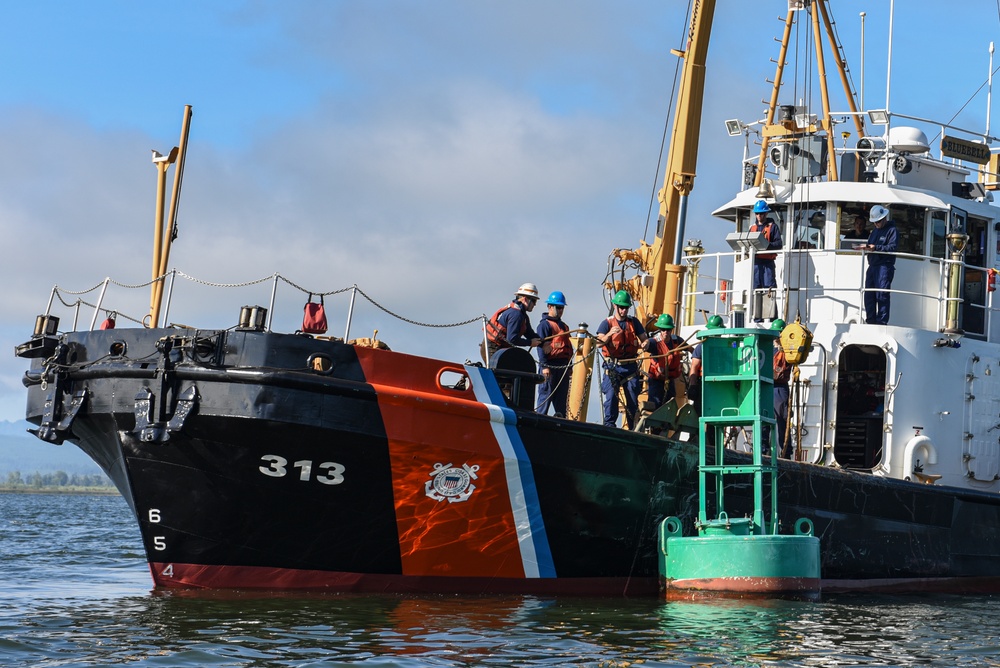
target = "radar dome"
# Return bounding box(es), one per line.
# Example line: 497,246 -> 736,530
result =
888,126 -> 930,154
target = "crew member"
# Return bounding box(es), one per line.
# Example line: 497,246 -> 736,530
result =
771,319 -> 792,458
844,214 -> 867,239
645,313 -> 683,410
486,282 -> 542,361
596,290 -> 648,429
688,342 -> 702,417
748,199 -> 782,290
536,291 -> 573,418
861,205 -> 898,325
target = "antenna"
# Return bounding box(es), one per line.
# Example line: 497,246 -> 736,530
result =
885,0 -> 894,115
988,42 -> 994,139
859,12 -> 866,110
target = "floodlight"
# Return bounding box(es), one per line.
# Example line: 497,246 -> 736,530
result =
868,109 -> 889,125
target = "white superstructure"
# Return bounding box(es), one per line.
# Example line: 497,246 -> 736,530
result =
679,117 -> 1000,492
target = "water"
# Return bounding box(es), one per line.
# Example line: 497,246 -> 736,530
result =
2,493 -> 999,667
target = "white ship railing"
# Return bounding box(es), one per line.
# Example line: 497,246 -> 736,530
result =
683,248 -> 996,340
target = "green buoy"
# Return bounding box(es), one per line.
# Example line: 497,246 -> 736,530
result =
658,320 -> 820,598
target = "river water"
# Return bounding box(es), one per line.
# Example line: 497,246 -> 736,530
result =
2,492 -> 998,667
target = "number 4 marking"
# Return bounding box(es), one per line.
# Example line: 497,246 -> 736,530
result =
162,564 -> 174,577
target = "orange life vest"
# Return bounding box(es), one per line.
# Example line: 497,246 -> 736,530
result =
487,302 -> 526,347
604,317 -> 640,360
647,333 -> 682,380
774,347 -> 790,385
749,220 -> 779,260
542,319 -> 571,360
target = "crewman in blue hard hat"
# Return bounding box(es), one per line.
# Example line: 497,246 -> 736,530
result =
861,205 -> 898,324
536,291 -> 572,418
748,199 -> 783,291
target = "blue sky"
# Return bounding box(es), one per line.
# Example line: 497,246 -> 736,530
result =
2,1 -> 1000,423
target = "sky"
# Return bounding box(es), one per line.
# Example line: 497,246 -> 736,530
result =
2,0 -> 1000,423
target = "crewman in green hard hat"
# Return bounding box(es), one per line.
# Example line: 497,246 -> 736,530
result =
645,313 -> 684,410
595,290 -> 649,429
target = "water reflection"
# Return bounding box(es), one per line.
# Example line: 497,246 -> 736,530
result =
5,492 -> 1000,666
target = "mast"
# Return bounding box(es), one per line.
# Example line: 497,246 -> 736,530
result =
148,105 -> 193,329
756,1 -> 865,189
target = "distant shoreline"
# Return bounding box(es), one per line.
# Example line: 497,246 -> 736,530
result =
0,486 -> 119,495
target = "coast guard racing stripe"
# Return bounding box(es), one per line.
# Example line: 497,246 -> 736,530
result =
355,349 -> 555,581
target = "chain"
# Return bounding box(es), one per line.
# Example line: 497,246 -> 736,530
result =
276,275 -> 355,298
52,289 -> 145,326
52,280 -> 111,296
176,270 -> 278,289
45,272 -> 486,331
354,286 -> 483,328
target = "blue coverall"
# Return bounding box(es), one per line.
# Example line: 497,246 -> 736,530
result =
864,221 -> 898,324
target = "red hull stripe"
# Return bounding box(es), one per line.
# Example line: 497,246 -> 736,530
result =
465,365 -> 555,577
150,562 -> 653,595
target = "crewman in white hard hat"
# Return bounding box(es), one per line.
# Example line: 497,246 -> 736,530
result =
485,282 -> 542,362
860,205 -> 898,324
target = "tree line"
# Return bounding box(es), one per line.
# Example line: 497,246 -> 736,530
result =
3,470 -> 114,489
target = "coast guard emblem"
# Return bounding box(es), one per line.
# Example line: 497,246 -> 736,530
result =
425,462 -> 479,503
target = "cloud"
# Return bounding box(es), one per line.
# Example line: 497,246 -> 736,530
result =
8,0 -> 998,423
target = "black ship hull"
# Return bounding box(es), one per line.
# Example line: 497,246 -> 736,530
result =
19,327 -> 1000,594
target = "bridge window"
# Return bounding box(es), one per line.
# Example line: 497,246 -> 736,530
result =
892,205 -> 926,255
930,210 -> 948,258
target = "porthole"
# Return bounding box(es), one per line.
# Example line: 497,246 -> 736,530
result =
438,369 -> 470,391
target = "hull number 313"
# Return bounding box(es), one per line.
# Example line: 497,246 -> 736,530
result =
259,454 -> 346,485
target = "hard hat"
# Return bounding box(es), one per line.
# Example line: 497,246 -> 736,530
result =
515,282 -> 539,299
771,318 -> 786,330
752,199 -> 772,214
870,205 -> 889,223
546,290 -> 567,306
655,313 -> 674,329
707,314 -> 724,328
611,290 -> 632,308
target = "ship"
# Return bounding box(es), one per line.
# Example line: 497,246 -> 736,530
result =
16,0 -> 1000,595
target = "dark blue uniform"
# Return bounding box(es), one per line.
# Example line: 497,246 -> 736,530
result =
749,217 -> 783,290
864,221 -> 898,324
536,314 -> 572,417
495,303 -> 538,347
